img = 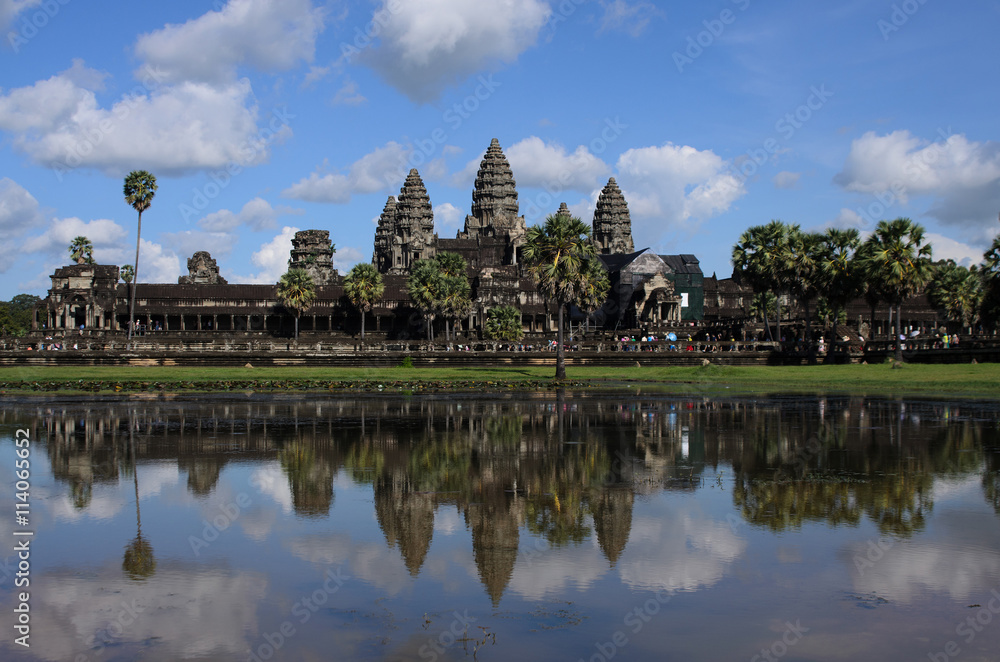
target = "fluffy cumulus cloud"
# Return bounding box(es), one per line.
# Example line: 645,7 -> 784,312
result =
160,230 -> 238,262
282,142 -> 411,203
834,130 -> 1000,234
197,197 -> 302,233
21,216 -> 128,260
331,245 -> 366,273
614,142 -> 746,233
234,225 -> 298,283
434,202 -> 463,230
0,61 -> 291,176
0,177 -> 44,234
506,137 -> 610,192
358,0 -> 551,102
133,0 -> 325,85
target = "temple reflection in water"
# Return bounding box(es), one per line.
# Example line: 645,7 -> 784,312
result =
6,392 -> 999,606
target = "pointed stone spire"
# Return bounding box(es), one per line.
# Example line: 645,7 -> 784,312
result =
371,170 -> 436,275
460,139 -> 526,255
556,202 -> 571,218
592,177 -> 634,254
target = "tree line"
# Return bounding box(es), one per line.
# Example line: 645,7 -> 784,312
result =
731,217 -> 1000,361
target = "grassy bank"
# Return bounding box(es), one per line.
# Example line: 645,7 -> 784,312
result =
0,363 -> 998,397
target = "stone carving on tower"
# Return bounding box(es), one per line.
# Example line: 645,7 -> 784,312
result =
372,169 -> 437,275
179,251 -> 228,285
592,177 -> 635,255
288,229 -> 336,285
458,139 -> 526,264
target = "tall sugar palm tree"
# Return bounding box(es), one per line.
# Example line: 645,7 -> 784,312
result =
732,220 -> 789,341
344,263 -> 385,341
817,228 -> 863,339
407,259 -> 445,342
860,218 -> 933,361
276,269 -> 317,339
434,252 -> 471,342
784,227 -> 824,348
928,261 -> 982,332
68,236 -> 94,264
523,213 -> 609,380
123,171 -> 157,340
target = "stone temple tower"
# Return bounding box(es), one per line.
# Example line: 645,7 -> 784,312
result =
458,139 -> 526,262
373,169 -> 437,275
288,229 -> 336,284
592,177 -> 635,255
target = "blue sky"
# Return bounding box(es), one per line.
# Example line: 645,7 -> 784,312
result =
1,0 -> 999,300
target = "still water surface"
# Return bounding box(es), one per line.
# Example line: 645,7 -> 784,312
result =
1,392 -> 999,661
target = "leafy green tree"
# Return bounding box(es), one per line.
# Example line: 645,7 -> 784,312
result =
732,220 -> 790,341
980,235 -> 1000,328
69,236 -> 94,264
123,170 -> 157,339
783,227 -> 824,347
343,263 -> 384,341
407,259 -> 445,342
434,252 -> 472,342
485,305 -> 524,342
927,260 -> 983,331
0,294 -> 40,336
816,228 -> 863,339
276,269 -> 317,339
860,218 -> 933,361
120,264 -> 135,284
523,213 -> 609,380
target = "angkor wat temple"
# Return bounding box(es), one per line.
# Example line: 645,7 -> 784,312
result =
32,138 -> 944,341
34,139 -> 713,340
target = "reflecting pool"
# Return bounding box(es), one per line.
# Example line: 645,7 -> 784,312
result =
2,392 -> 999,661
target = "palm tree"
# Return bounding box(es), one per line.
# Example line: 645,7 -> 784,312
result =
123,171 -> 157,340
860,218 -> 933,361
344,263 -> 385,341
123,409 -> 155,580
68,236 -> 94,264
485,305 -> 524,342
120,264 -> 135,284
783,226 -> 824,348
523,213 -> 609,380
434,253 -> 471,342
980,235 -> 1000,329
407,259 -> 445,342
732,220 -> 789,341
816,228 -> 863,340
928,261 -> 983,332
276,269 -> 317,339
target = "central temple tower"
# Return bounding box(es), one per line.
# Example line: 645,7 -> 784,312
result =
458,139 -> 526,264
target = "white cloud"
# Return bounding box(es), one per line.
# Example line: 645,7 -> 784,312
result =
133,239 -> 183,283
197,197 -> 302,233
435,202 -> 463,230
504,136 -> 611,192
359,0 -> 551,102
925,233 -> 982,267
301,63 -> 333,88
0,177 -> 44,233
22,217 -> 127,260
282,142 -> 411,203
235,226 -> 298,283
614,142 -> 746,233
0,62 -> 290,176
331,245 -> 366,273
773,171 -> 801,189
0,0 -> 40,28
332,79 -> 366,106
826,208 -> 866,230
134,0 -> 325,85
160,230 -> 238,261
598,0 -> 659,37
834,130 -> 1000,233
